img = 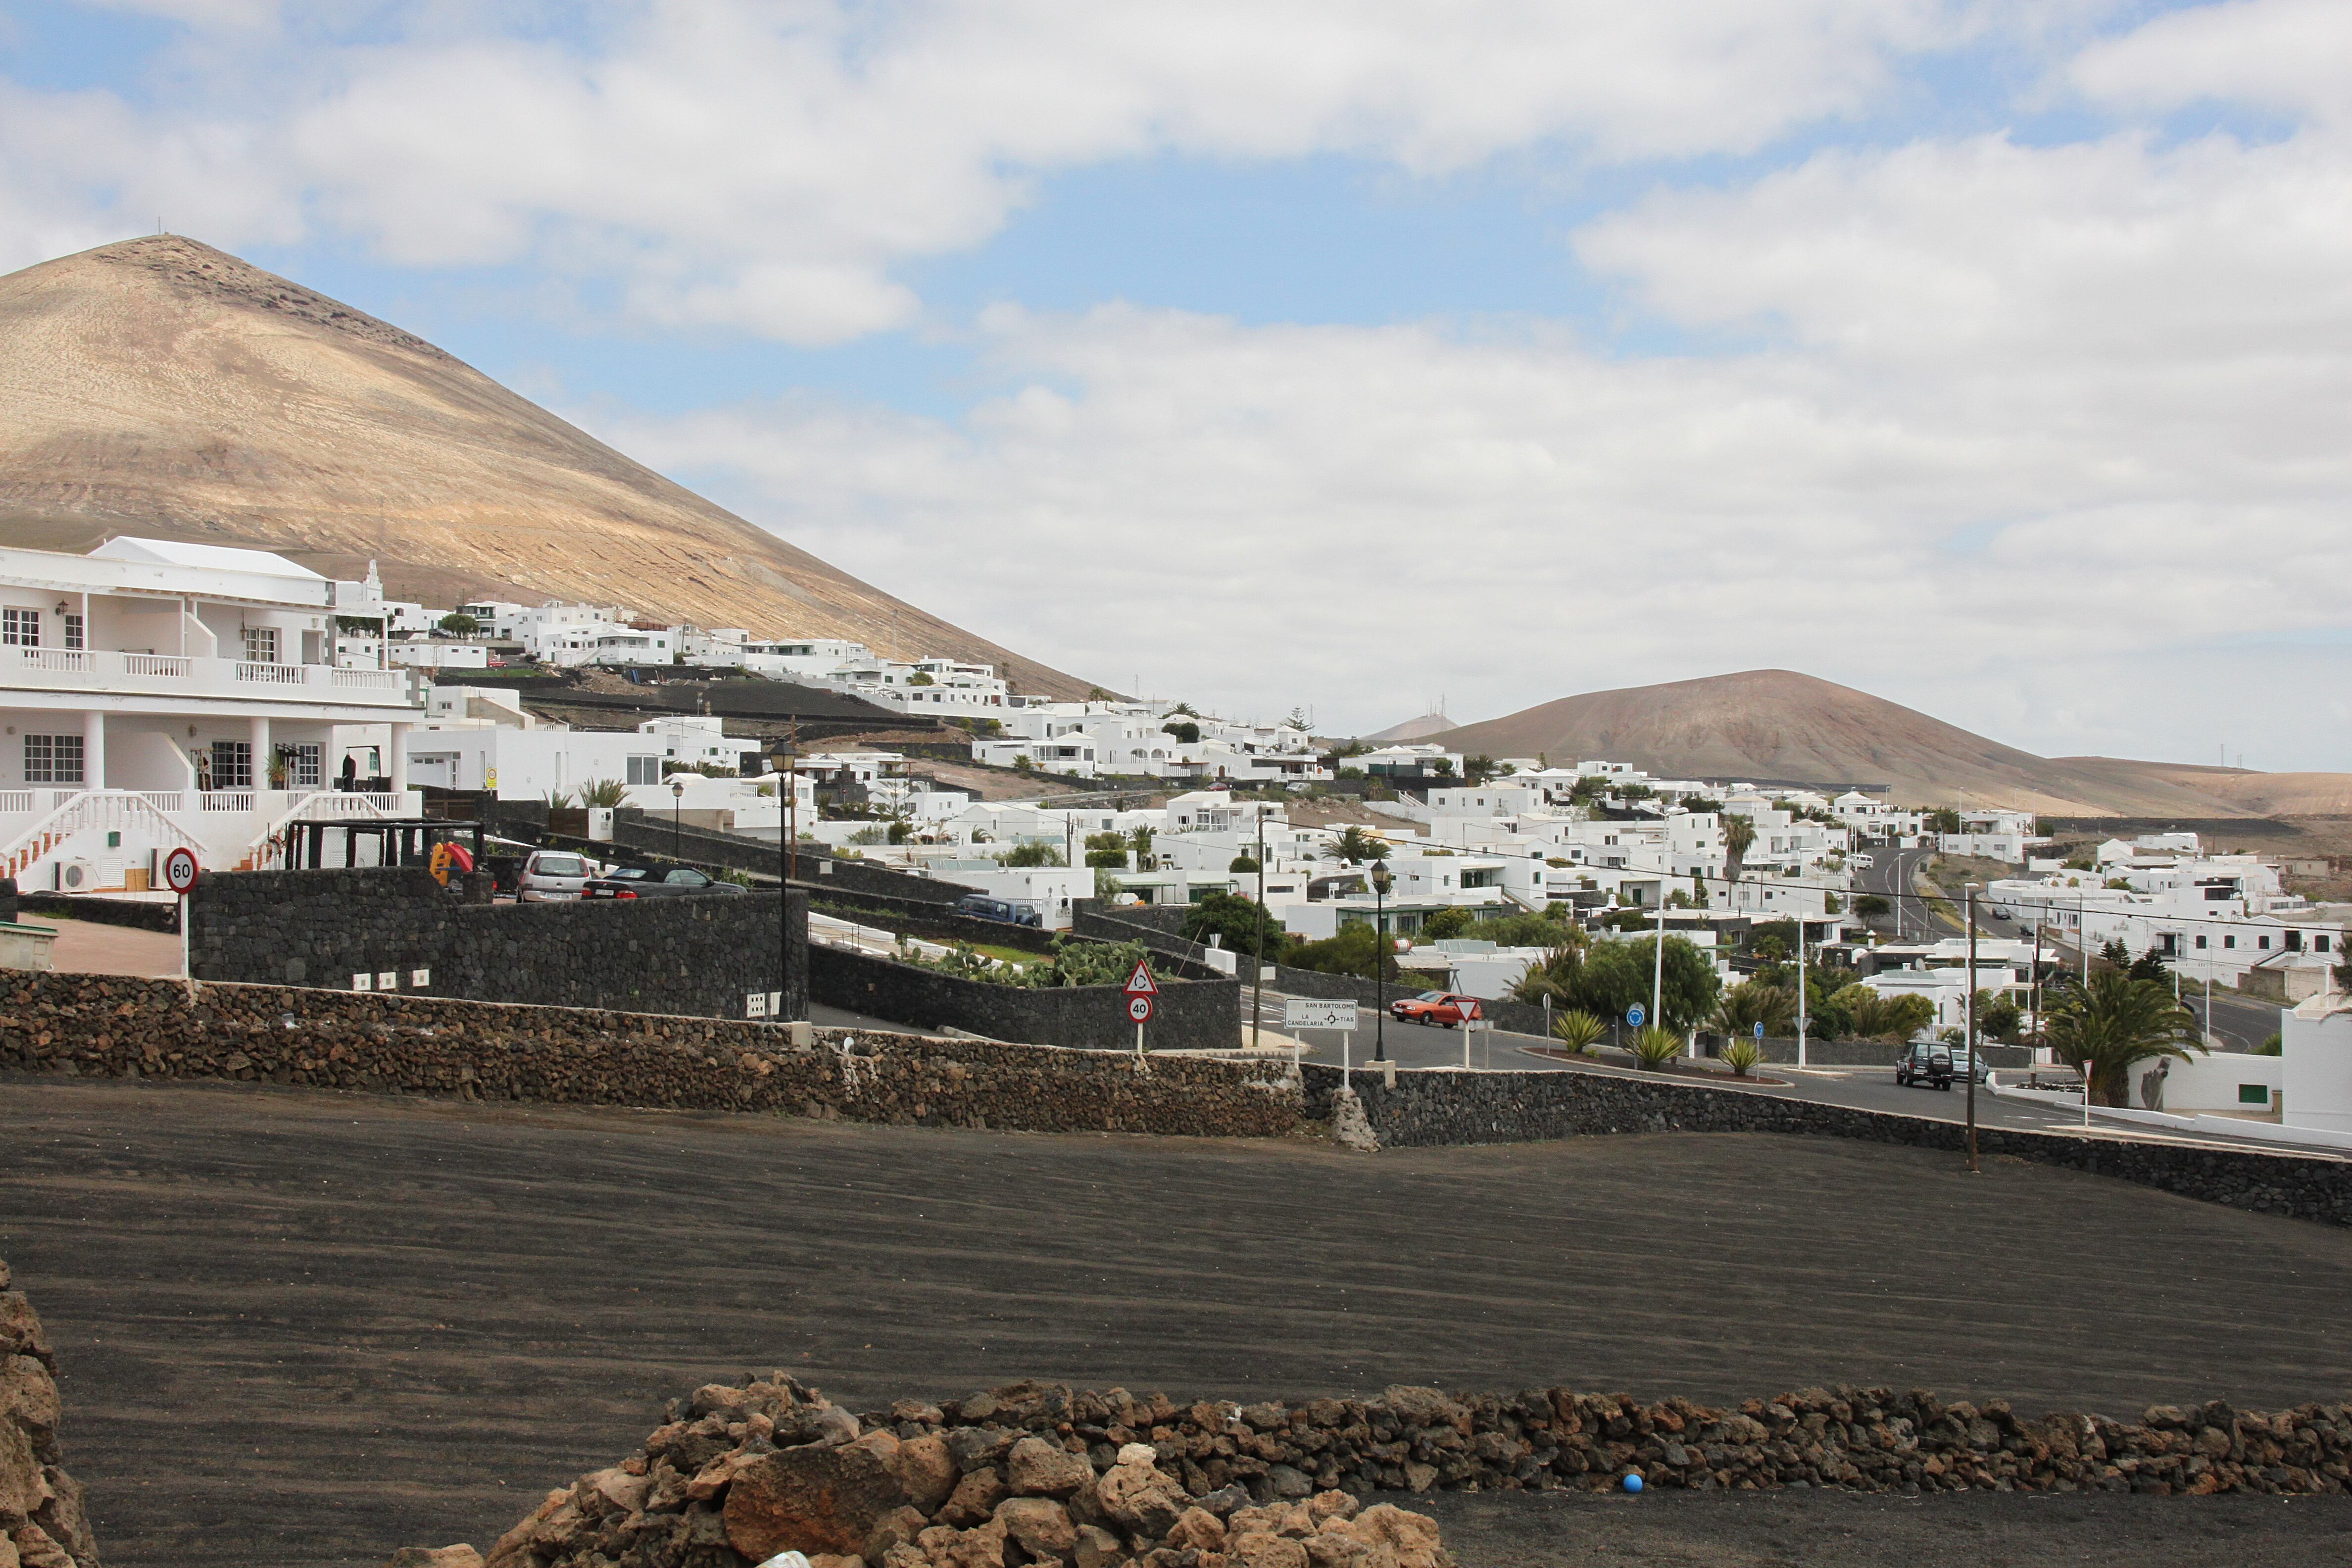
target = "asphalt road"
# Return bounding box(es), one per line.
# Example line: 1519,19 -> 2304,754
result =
14,1075 -> 2352,1568
1849,846 -> 2283,1051
1242,989 -> 2321,1155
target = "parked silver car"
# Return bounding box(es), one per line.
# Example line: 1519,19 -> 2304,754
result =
517,850 -> 600,902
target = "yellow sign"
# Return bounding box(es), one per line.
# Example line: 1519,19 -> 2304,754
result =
429,841 -> 454,886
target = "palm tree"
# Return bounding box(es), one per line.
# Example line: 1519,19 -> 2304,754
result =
1322,825 -> 1387,866
1509,941 -> 1587,1007
1714,980 -> 1796,1042
2045,970 -> 2203,1106
1722,814 -> 1756,883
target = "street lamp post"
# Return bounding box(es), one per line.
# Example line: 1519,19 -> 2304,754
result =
1965,882 -> 1981,1174
671,777 -> 685,861
1252,806 -> 1268,1052
1371,858 -> 1392,1063
777,743 -> 798,1024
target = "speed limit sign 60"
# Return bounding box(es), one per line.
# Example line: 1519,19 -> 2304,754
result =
162,847 -> 199,894
1128,995 -> 1155,1024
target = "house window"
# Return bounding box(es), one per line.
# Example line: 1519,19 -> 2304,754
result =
289,743 -> 321,789
2320,937 -> 2333,954
2224,935 -> 2236,949
62,614 -> 84,651
2195,935 -> 2207,950
23,735 -> 83,784
2240,1083 -> 2271,1106
626,755 -> 662,784
2,608 -> 37,646
2258,936 -> 2271,950
210,740 -> 253,789
244,626 -> 280,663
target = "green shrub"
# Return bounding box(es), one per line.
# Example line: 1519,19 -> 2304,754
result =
1551,1009 -> 1607,1054
578,778 -> 628,808
1628,1027 -> 1684,1071
2255,1032 -> 2283,1056
1416,907 -> 1473,944
1718,1038 -> 1763,1077
998,842 -> 1064,867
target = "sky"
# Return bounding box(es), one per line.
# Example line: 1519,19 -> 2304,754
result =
3,0 -> 2351,768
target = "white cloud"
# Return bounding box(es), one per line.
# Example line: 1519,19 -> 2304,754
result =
6,0 -> 2018,340
2071,0 -> 2352,124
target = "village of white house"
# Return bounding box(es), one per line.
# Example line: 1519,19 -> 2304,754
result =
4,531 -> 2350,1151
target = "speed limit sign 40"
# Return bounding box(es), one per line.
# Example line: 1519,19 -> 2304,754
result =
161,847 -> 199,894
1128,995 -> 1155,1023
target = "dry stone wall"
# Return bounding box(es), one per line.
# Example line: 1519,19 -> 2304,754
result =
392,1374 -> 2352,1568
810,947 -> 1240,1053
189,869 -> 807,1022
0,973 -> 1298,1138
0,1257 -> 101,1568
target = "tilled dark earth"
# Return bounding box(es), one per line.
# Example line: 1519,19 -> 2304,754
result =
6,1075 -> 2352,1567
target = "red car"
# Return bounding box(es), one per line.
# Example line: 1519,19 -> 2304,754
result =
1389,990 -> 1484,1027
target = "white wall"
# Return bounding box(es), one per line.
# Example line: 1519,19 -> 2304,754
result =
2283,999 -> 2352,1133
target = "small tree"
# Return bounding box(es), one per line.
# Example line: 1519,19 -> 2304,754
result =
437,611 -> 480,636
1927,807 -> 1963,835
1162,720 -> 1201,744
1714,980 -> 1796,1042
1228,853 -> 1261,873
578,778 -> 627,809
1013,754 -> 1034,774
1083,831 -> 1129,869
1417,907 -> 1473,944
1180,891 -> 1289,963
999,842 -> 1064,867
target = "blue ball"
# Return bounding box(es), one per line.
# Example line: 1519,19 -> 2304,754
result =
1623,1473 -> 1644,1493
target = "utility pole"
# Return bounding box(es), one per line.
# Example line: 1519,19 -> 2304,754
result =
1796,910 -> 1809,1069
1965,883 -> 1981,1174
1252,805 -> 1267,1052
1653,894 -> 1666,1051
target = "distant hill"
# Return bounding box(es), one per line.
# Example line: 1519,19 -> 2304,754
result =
1362,712 -> 1460,744
0,236 -> 1089,698
1441,670 -> 2297,818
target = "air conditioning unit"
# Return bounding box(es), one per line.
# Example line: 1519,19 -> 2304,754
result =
55,858 -> 99,892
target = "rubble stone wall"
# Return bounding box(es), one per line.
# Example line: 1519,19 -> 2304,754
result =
0,1257 -> 101,1568
1305,1063 -> 2352,1226
0,973 -> 1297,1138
421,1374 -> 2352,1568
190,869 -> 808,1022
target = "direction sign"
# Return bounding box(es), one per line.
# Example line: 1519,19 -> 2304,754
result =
161,847 -> 199,895
1753,1021 -> 1766,1041
1624,1003 -> 1646,1028
1123,961 -> 1160,997
1128,995 -> 1155,1024
1283,997 -> 1358,1032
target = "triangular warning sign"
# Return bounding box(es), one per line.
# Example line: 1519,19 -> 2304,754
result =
1123,960 -> 1160,996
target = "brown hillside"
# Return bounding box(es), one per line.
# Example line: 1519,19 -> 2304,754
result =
2053,758 -> 2352,818
1442,670 -> 2267,818
0,236 -> 1087,696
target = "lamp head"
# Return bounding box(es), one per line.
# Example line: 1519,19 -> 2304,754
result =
1370,859 -> 1392,894
671,779 -> 685,797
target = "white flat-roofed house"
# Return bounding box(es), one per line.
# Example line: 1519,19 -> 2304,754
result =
0,537 -> 428,888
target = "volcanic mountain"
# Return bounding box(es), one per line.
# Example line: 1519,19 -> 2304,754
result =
1440,670 -> 2293,818
0,235 -> 1087,696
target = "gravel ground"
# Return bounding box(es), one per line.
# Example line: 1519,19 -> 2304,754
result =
7,1075 -> 2352,1567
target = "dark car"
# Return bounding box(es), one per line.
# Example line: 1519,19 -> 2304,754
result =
954,894 -> 1042,928
1893,1040 -> 1987,1089
581,866 -> 746,899
1389,990 -> 1484,1028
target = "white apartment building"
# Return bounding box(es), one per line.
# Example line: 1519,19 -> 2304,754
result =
0,538 -> 426,888
1986,859 -> 2344,990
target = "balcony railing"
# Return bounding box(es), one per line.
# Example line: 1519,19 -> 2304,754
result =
0,645 -> 418,708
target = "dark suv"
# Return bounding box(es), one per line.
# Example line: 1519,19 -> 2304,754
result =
1895,1040 -> 1955,1090
955,894 -> 1042,928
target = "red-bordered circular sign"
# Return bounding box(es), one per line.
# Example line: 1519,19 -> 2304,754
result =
1128,995 -> 1155,1023
162,847 -> 199,894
